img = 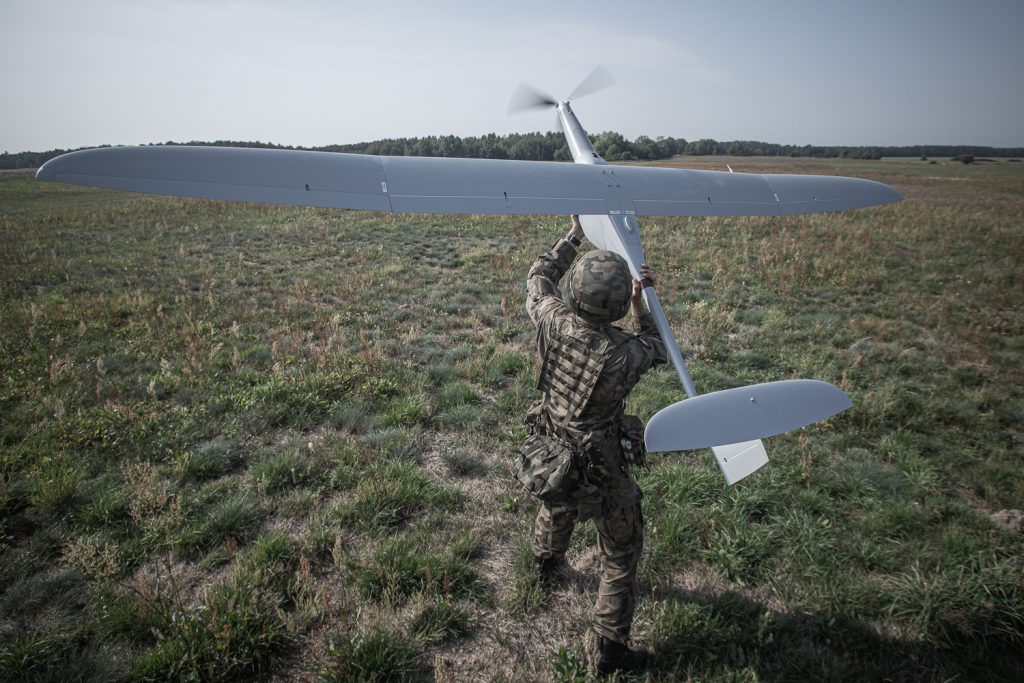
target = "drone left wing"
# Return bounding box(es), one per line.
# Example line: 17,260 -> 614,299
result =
34,146 -> 608,215
36,145 -> 900,217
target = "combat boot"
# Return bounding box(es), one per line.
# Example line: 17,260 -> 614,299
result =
531,554 -> 565,586
596,635 -> 648,676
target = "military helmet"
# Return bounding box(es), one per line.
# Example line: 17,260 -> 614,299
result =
564,250 -> 632,323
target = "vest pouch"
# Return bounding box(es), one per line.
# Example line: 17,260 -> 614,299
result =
524,399 -> 544,432
514,433 -> 595,504
619,414 -> 647,467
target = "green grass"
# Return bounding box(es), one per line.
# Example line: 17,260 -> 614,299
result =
333,460 -> 465,536
354,532 -> 484,604
176,436 -> 242,482
130,570 -> 294,680
1,158 -> 1022,680
320,628 -> 430,682
251,450 -> 313,493
410,598 -> 473,643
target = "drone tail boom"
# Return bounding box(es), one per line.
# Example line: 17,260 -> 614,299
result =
557,101 -> 855,483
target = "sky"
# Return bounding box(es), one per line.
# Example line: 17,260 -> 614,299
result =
2,0 -> 1022,153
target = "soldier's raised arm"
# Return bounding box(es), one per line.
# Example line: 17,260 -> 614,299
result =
526,215 -> 586,326
630,264 -> 668,368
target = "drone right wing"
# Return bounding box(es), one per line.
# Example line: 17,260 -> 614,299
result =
614,165 -> 901,216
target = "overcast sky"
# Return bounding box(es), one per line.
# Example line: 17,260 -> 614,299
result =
2,0 -> 1022,153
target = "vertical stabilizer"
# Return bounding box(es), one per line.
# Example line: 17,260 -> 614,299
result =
712,441 -> 770,485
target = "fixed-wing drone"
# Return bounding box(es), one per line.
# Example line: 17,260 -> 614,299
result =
36,69 -> 901,484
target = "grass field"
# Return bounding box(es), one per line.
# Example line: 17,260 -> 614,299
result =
1,155 -> 1022,682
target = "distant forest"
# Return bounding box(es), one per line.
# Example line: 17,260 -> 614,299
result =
4,131 -> 1023,170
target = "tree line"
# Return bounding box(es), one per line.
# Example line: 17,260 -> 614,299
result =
4,133 -> 1022,170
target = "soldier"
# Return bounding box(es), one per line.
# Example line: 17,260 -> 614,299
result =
519,214 -> 666,676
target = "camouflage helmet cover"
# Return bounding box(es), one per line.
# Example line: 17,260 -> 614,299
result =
564,249 -> 632,323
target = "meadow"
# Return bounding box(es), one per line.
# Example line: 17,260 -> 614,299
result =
0,155 -> 1021,681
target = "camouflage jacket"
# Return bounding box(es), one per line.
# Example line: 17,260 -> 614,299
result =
526,238 -> 667,507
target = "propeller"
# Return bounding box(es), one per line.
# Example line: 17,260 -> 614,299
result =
568,65 -> 614,101
507,65 -> 614,113
507,84 -> 557,113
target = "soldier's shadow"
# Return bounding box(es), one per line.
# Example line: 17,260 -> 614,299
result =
563,563 -> 601,593
642,585 -> 1019,683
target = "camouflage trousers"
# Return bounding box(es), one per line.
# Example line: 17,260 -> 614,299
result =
532,499 -> 644,644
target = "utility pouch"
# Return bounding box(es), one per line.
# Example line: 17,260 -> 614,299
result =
514,433 -> 596,504
524,399 -> 544,434
619,414 -> 647,468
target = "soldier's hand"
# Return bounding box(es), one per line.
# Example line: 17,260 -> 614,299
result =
631,264 -> 655,309
636,264 -> 655,289
568,215 -> 585,241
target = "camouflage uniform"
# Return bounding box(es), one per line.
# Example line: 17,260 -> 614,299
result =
525,237 -> 666,645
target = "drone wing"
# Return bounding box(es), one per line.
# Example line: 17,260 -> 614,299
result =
612,165 -> 901,216
36,146 -> 394,211
36,145 -> 900,216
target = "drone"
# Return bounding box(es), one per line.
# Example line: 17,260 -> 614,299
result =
36,68 -> 901,484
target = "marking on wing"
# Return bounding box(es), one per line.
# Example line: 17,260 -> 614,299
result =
601,167 -> 638,219
376,165 -> 394,212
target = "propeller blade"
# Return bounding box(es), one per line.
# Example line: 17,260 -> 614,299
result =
568,65 -> 614,101
507,83 -> 557,113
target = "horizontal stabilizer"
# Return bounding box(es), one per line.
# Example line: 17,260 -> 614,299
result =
644,379 -> 853,452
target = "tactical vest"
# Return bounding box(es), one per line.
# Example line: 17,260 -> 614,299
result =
536,317 -> 631,426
